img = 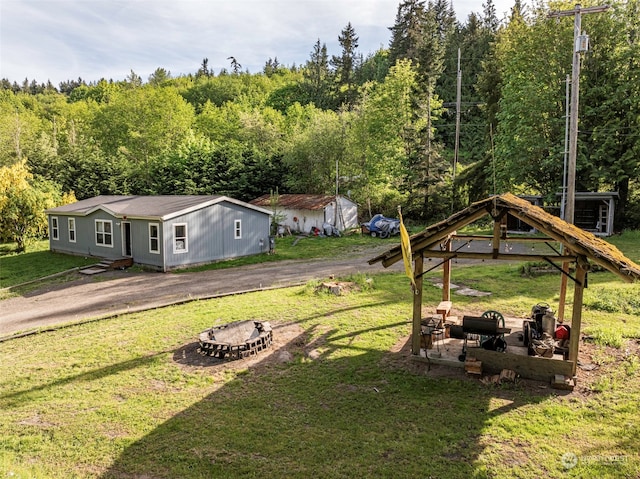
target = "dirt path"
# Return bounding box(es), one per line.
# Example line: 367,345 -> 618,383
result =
0,248 -> 405,338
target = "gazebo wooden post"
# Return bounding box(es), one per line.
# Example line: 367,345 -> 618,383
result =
442,238 -> 452,301
568,259 -> 588,375
557,263 -> 570,322
412,253 -> 424,355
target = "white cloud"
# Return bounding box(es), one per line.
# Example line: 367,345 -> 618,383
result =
0,0 -> 517,85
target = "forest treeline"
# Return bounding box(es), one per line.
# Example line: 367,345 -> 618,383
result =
1,0 -> 639,250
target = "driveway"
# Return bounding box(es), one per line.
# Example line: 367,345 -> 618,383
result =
1,238 -> 540,338
0,248 -> 405,338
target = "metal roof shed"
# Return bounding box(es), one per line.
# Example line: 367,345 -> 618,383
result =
250,194 -> 358,233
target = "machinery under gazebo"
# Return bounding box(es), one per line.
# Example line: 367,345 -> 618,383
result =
369,193 -> 640,383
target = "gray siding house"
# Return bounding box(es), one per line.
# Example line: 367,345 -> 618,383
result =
46,195 -> 272,271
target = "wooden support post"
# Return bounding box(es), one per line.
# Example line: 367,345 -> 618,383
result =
442,238 -> 451,301
558,262 -> 570,322
568,260 -> 588,375
412,253 -> 424,355
492,218 -> 501,258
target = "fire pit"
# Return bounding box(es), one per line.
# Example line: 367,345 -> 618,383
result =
198,320 -> 273,359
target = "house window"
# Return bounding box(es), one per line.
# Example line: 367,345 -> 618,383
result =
149,223 -> 160,254
51,217 -> 59,240
173,223 -> 188,253
68,218 -> 76,242
95,219 -> 113,247
234,219 -> 242,239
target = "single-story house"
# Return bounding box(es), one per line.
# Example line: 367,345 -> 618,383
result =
249,194 -> 358,233
46,195 -> 272,271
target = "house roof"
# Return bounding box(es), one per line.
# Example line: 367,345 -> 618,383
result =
46,195 -> 272,220
369,193 -> 640,283
250,194 -> 351,211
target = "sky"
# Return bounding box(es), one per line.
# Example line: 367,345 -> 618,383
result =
0,0 -> 516,87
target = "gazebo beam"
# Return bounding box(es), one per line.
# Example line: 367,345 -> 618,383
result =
376,206 -> 489,268
416,251 -> 577,262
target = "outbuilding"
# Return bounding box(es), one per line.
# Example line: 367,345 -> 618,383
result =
250,194 -> 358,233
46,195 -> 272,271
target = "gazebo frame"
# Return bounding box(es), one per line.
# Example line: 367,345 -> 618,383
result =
369,193 -> 640,377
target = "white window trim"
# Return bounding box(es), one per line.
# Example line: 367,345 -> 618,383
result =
51,216 -> 59,240
149,222 -> 160,254
95,219 -> 114,248
68,217 -> 76,243
234,219 -> 242,239
173,223 -> 188,254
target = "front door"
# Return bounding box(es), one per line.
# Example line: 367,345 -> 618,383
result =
122,222 -> 132,257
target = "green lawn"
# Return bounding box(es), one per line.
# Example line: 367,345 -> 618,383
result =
1,270 -> 639,477
0,241 -> 96,289
1,230 -> 639,478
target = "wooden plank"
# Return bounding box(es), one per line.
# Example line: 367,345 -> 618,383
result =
492,216 -> 502,258
453,234 -> 557,243
377,206 -> 489,268
436,301 -> 452,316
468,347 -> 574,381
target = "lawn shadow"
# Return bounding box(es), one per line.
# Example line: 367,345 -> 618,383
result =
0,352 -> 167,408
99,320 -> 560,479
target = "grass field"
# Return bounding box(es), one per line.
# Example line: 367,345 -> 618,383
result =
0,231 -> 639,478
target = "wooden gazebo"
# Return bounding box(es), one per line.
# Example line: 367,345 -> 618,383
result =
369,193 -> 640,378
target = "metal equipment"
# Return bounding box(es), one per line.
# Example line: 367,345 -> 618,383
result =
452,313 -> 511,361
522,303 -> 557,356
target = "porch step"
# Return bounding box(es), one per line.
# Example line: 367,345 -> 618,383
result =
79,267 -> 107,275
80,258 -> 133,275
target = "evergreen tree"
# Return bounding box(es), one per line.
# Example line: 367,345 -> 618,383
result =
125,70 -> 142,88
303,39 -> 332,109
197,58 -> 211,78
228,56 -> 242,75
331,22 -> 360,107
388,0 -> 427,66
148,68 -> 171,86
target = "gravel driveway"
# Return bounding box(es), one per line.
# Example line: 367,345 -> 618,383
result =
0,248 -> 405,338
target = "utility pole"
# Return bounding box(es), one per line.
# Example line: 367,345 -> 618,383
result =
548,4 -> 609,225
452,48 -> 462,212
453,48 -> 462,184
560,75 -> 570,221
549,4 -> 609,324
